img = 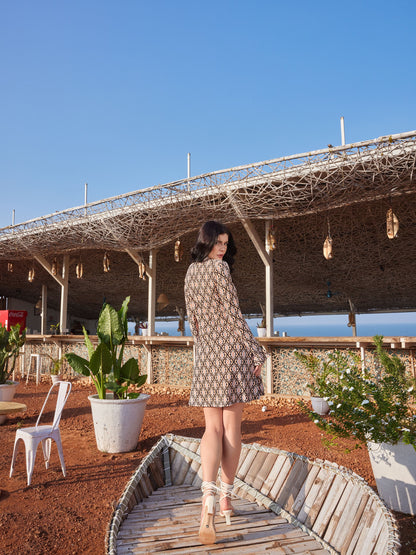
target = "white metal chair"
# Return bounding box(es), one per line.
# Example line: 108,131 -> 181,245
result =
9,381 -> 72,485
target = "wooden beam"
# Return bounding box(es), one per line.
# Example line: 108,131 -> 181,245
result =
34,254 -> 65,287
34,254 -> 69,334
240,218 -> 271,267
125,248 -> 153,279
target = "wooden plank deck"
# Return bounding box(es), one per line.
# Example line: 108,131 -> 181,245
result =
116,484 -> 330,554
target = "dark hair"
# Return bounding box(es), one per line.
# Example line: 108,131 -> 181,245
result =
191,220 -> 236,269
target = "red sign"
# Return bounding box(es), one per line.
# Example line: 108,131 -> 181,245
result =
0,310 -> 27,332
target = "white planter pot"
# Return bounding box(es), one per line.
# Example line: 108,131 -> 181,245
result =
0,381 -> 19,424
310,396 -> 330,415
257,328 -> 267,337
88,393 -> 150,453
367,440 -> 416,515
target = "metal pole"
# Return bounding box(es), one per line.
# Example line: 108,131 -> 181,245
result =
84,183 -> 88,216
340,116 -> 346,146
12,209 -> 15,226
187,153 -> 191,179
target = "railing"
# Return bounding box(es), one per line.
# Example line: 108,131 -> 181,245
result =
19,335 -> 416,396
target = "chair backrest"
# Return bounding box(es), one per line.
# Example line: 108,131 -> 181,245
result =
35,381 -> 72,429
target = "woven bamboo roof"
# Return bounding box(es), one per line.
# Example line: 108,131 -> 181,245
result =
1,130 -> 415,321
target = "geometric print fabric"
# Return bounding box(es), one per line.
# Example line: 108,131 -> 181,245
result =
185,258 -> 266,407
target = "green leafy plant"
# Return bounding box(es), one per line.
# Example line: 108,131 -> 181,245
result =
46,354 -> 65,375
50,322 -> 60,334
294,348 -> 344,396
295,336 -> 416,450
0,323 -> 26,384
65,297 -> 147,399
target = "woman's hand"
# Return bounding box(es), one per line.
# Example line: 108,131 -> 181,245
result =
253,364 -> 263,377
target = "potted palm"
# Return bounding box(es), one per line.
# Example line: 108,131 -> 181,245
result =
257,318 -> 267,337
0,323 -> 26,423
46,354 -> 65,384
65,297 -> 148,453
296,336 -> 416,515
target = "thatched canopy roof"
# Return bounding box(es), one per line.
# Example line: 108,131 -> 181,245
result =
1,130 -> 415,321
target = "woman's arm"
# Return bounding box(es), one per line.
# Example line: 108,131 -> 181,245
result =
214,261 -> 266,365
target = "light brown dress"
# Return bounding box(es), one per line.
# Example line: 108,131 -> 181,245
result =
185,258 -> 266,407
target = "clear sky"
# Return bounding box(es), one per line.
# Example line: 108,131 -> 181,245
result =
2,1 -> 416,336
1,0 -> 415,228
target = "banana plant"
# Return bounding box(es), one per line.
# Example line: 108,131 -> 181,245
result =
65,297 -> 147,399
0,323 -> 26,384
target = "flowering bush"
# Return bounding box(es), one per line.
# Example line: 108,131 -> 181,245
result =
295,336 -> 416,450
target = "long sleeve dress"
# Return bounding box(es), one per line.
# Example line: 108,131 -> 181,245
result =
184,258 -> 266,407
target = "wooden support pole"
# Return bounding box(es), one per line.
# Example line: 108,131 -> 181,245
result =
238,218 -> 274,394
40,284 -> 47,335
60,255 -> 69,334
146,250 -> 156,383
265,220 -> 274,395
265,220 -> 274,337
34,254 -> 69,333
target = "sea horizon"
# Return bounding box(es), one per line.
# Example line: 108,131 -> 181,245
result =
138,312 -> 416,338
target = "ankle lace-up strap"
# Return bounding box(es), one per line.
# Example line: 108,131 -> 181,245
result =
219,480 -> 234,500
201,481 -> 217,495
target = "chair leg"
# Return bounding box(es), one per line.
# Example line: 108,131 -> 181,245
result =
54,433 -> 67,478
41,438 -> 52,469
25,438 -> 40,486
9,437 -> 21,478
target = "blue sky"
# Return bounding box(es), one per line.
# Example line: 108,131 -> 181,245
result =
2,1 -> 416,335
2,0 -> 415,227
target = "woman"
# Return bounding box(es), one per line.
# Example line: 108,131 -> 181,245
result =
184,220 -> 266,544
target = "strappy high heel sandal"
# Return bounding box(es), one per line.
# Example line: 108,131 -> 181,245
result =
219,480 -> 234,526
199,481 -> 216,544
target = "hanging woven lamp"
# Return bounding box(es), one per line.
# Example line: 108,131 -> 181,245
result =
323,220 -> 333,260
103,252 -> 110,272
386,208 -> 399,239
323,235 -> 333,259
138,260 -> 146,280
266,225 -> 277,251
174,239 -> 183,262
76,260 -> 84,279
51,257 -> 58,276
28,266 -> 35,282
7,262 -> 13,272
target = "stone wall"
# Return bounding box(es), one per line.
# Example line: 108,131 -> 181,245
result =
19,336 -> 416,396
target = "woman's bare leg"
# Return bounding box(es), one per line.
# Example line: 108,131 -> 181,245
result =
201,407 -> 224,482
220,403 -> 243,512
198,407 -> 223,542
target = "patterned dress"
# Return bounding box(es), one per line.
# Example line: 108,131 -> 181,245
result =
185,258 -> 266,407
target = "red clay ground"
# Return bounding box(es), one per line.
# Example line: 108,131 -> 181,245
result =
0,380 -> 415,554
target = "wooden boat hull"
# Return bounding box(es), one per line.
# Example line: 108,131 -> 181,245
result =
106,434 -> 401,554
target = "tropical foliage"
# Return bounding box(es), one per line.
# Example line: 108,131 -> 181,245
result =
295,336 -> 416,450
0,323 -> 26,384
65,297 -> 147,399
